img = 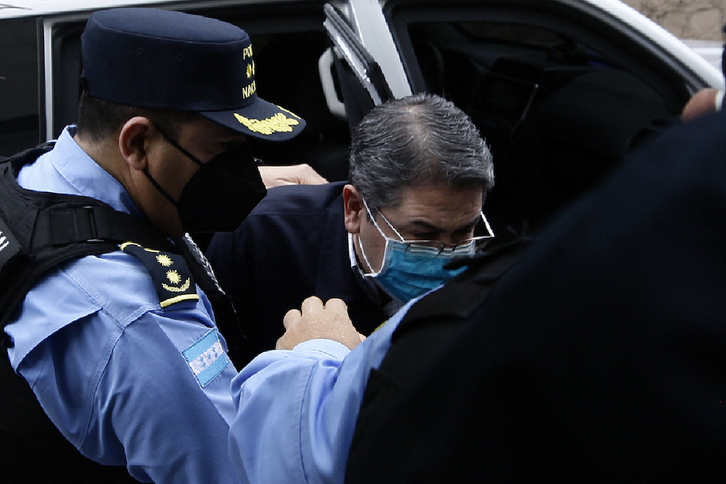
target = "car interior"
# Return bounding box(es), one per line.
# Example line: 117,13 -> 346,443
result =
0,17 -> 41,157
1,0 -> 697,242
243,0 -> 692,241
387,1 -> 690,236
385,0 -> 690,237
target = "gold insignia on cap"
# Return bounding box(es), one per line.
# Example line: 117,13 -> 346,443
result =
246,62 -> 255,79
242,80 -> 257,99
234,112 -> 300,135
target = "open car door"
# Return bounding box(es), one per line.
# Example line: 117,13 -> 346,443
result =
322,1 -> 410,130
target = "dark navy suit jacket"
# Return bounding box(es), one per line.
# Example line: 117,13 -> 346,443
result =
206,181 -> 386,365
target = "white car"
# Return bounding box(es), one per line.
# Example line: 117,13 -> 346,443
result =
1,0 -> 721,232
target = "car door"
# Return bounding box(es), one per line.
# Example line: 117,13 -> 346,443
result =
323,2 -> 394,131
321,0 -> 419,133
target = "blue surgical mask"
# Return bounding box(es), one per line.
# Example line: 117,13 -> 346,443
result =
357,200 -> 493,302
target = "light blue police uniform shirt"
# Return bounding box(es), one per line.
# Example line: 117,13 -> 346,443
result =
229,294 -> 422,484
5,127 -> 242,484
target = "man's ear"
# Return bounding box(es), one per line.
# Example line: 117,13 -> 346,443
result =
118,116 -> 154,171
343,184 -> 365,234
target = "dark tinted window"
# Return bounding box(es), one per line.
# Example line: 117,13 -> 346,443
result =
390,9 -> 684,234
0,17 -> 40,156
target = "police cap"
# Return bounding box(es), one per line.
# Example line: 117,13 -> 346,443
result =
81,8 -> 305,141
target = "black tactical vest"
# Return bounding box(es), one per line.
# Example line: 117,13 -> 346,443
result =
0,144 -> 242,482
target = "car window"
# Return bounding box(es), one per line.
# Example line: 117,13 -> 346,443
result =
385,2 -> 688,235
0,17 -> 40,157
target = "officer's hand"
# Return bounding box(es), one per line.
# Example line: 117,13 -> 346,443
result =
682,88 -> 721,122
258,164 -> 328,188
277,296 -> 366,351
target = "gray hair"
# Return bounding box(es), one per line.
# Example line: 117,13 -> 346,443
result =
348,93 -> 494,212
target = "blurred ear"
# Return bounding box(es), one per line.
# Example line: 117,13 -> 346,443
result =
118,116 -> 154,171
343,184 -> 365,234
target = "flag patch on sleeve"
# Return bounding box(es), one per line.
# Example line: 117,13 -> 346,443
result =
183,329 -> 230,387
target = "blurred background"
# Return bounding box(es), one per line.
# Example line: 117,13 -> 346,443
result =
624,0 -> 725,70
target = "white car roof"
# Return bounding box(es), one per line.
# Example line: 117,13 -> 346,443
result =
2,0 -> 721,89
0,0 -> 177,19
576,0 -> 723,89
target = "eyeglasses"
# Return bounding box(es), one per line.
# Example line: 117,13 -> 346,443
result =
365,200 -> 495,259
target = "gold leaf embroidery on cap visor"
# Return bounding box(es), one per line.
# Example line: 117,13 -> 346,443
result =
234,112 -> 300,135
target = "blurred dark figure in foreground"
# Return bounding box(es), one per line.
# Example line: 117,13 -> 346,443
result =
346,105 -> 726,482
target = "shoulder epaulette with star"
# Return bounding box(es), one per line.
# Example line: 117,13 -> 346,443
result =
120,242 -> 199,308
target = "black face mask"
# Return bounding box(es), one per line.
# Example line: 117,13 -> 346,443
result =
144,124 -> 267,233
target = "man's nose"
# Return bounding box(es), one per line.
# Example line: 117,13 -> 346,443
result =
438,234 -> 463,247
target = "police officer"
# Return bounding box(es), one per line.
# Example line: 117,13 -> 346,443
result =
2,8 -> 311,483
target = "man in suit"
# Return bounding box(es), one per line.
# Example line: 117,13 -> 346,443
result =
206,93 -> 496,364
